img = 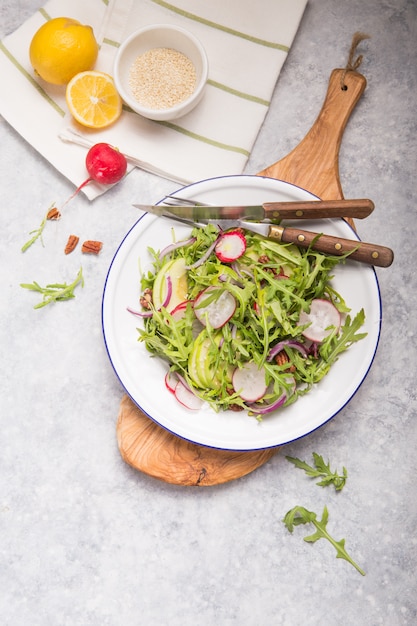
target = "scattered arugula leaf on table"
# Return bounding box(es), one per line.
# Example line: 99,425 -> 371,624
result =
286,452 -> 348,491
20,267 -> 84,309
283,505 -> 365,576
21,203 -> 55,252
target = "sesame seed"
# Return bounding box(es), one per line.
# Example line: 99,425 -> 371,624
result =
128,47 -> 197,110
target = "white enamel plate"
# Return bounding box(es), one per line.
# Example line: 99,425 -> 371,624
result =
102,175 -> 381,451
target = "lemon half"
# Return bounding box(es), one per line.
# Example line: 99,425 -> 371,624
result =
66,71 -> 122,129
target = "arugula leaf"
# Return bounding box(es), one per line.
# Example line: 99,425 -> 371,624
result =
317,309 -> 368,374
20,267 -> 84,308
21,203 -> 55,252
283,505 -> 365,576
286,452 -> 348,491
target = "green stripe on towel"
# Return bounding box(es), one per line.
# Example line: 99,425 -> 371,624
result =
121,104 -> 249,156
157,120 -> 251,156
207,79 -> 269,107
151,0 -> 290,51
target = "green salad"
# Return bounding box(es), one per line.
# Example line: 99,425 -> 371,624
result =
129,224 -> 367,415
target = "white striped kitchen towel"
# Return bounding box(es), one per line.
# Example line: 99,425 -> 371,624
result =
0,0 -> 308,199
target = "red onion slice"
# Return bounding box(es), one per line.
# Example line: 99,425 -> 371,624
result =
185,237 -> 219,270
126,306 -> 153,318
248,392 -> 287,415
161,275 -> 173,309
267,340 -> 308,362
158,237 -> 196,261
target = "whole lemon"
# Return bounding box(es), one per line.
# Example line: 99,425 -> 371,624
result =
29,17 -> 99,85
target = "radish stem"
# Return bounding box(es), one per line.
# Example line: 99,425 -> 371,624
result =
60,177 -> 92,209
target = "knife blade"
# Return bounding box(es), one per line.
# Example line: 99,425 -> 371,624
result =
240,222 -> 394,267
133,198 -> 375,221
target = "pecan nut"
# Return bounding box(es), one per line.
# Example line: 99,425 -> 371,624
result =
81,240 -> 103,255
258,254 -> 270,264
226,387 -> 244,411
275,350 -> 296,373
140,288 -> 153,310
64,234 -> 79,255
47,207 -> 61,220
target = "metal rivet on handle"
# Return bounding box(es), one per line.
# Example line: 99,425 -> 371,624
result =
372,251 -> 379,259
334,243 -> 342,250
297,234 -> 306,242
296,210 -> 303,217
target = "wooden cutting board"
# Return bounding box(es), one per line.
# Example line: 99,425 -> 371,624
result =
116,67 -> 367,486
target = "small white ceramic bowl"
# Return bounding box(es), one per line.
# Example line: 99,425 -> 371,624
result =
113,24 -> 208,121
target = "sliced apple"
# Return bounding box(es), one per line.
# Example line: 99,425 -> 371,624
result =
188,331 -> 227,390
153,257 -> 188,312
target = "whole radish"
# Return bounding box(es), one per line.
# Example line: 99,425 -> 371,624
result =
85,142 -> 127,185
61,142 -> 127,208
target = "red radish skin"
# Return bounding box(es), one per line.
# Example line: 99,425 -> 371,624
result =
193,287 -> 236,328
215,230 -> 247,263
299,298 -> 341,343
170,301 -> 189,321
165,372 -> 203,410
85,143 -> 127,184
165,370 -> 203,410
60,143 -> 127,209
165,371 -> 178,393
232,361 -> 267,402
174,380 -> 204,410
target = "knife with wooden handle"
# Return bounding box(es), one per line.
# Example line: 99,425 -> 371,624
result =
134,198 -> 375,221
246,222 -> 394,267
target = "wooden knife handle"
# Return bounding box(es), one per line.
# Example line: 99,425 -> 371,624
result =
263,198 -> 374,220
268,225 -> 394,268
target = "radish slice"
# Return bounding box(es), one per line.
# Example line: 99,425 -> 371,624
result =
193,287 -> 236,328
174,380 -> 204,410
215,230 -> 247,262
170,300 -> 189,321
299,299 -> 341,343
232,362 -> 267,402
165,371 -> 178,393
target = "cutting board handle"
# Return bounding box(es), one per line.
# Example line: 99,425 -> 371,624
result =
258,68 -> 367,203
